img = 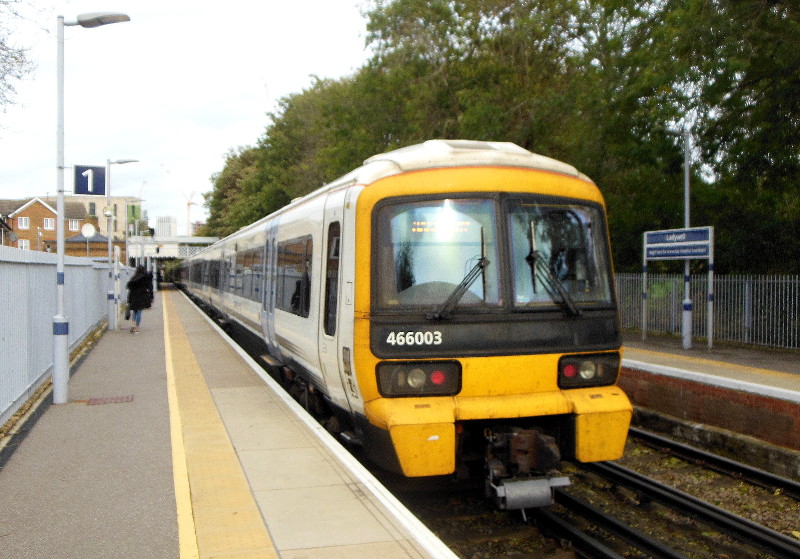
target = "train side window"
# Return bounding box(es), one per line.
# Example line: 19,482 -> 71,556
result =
208,260 -> 220,289
323,222 -> 341,336
276,236 -> 313,318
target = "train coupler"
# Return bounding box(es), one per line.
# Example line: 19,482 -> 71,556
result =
484,426 -> 569,510
486,474 -> 570,511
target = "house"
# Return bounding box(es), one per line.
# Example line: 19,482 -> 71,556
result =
0,196 -> 138,262
0,197 -> 89,252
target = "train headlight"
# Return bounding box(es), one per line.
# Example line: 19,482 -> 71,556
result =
407,368 -> 427,389
377,361 -> 461,397
579,361 -> 597,380
558,353 -> 620,388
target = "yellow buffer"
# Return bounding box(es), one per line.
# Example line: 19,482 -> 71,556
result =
565,387 -> 632,462
365,398 -> 457,476
390,423 -> 456,476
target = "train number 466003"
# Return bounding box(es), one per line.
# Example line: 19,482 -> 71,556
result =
385,331 -> 443,346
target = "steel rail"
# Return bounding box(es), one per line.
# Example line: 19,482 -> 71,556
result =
589,461 -> 800,558
533,508 -> 626,559
552,489 -> 690,559
630,427 -> 800,500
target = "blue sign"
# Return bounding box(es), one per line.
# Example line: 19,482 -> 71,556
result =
74,165 -> 106,195
645,227 -> 711,246
646,244 -> 711,260
644,226 -> 713,261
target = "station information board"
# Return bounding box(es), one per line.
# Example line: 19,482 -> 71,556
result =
644,226 -> 713,260
642,226 -> 715,348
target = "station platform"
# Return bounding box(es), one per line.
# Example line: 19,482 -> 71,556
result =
619,332 -> 800,478
0,289 -> 456,559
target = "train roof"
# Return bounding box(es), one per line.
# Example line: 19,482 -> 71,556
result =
358,139 -> 589,182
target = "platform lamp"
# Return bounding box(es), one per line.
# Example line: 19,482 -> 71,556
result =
54,12 -> 130,405
105,159 -> 138,332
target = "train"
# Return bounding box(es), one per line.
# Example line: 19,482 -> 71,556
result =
179,139 -> 632,509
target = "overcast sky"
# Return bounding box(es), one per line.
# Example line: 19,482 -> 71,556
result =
0,0 -> 371,235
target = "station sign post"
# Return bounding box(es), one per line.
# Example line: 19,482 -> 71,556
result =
642,226 -> 714,349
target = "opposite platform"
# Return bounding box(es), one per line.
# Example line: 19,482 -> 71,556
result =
618,332 -> 800,477
622,332 -> 800,403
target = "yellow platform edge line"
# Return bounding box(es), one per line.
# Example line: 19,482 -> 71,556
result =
623,345 -> 799,381
163,292 -> 200,559
163,291 -> 278,559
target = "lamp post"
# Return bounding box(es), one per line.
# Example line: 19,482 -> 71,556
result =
105,159 -> 138,331
54,12 -> 130,405
681,128 -> 692,350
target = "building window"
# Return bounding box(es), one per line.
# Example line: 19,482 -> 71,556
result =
69,220 -> 79,231
43,217 -> 55,230
89,202 -> 96,216
18,216 -> 29,229
19,239 -> 30,250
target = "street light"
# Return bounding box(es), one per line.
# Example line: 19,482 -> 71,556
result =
680,128 -> 692,350
106,158 -> 138,331
54,12 -> 130,405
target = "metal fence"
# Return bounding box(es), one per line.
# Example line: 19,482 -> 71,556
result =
0,247 -> 133,427
617,273 -> 800,350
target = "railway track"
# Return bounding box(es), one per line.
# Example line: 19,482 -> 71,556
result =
629,427 -> 800,501
588,461 -> 800,558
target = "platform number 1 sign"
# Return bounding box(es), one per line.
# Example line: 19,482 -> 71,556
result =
74,165 -> 106,195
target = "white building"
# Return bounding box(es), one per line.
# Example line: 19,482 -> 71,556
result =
156,216 -> 177,238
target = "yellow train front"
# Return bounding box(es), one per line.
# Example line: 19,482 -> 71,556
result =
348,141 -> 631,509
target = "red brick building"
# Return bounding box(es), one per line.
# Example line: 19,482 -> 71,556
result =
0,197 -> 126,259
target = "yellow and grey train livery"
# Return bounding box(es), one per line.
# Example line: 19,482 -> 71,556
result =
180,140 -> 632,509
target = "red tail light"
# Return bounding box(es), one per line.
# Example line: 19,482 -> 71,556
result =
376,361 -> 461,397
558,353 -> 620,388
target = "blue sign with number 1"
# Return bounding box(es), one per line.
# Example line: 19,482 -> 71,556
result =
74,165 -> 106,195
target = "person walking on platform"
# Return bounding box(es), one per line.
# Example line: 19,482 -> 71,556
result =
126,265 -> 153,333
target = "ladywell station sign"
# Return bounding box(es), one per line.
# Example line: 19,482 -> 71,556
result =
642,226 -> 715,348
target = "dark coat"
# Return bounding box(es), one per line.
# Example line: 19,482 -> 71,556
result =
127,271 -> 153,311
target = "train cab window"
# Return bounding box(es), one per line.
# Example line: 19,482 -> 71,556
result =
276,236 -> 313,317
323,222 -> 341,336
507,200 -> 612,309
374,198 -> 501,310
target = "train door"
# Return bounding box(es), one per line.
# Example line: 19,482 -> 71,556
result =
317,191 -> 353,412
261,221 -> 282,360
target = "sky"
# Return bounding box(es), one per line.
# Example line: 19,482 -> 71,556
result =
0,0 -> 372,235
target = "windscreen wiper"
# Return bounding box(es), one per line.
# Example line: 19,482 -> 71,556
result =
427,257 -> 490,320
525,250 -> 581,316
526,219 -> 580,316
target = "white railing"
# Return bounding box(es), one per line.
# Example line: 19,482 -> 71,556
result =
0,246 -> 132,426
617,273 -> 800,350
